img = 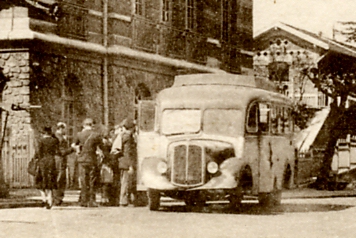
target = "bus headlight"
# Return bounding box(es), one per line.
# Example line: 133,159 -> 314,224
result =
157,161 -> 168,174
207,161 -> 219,174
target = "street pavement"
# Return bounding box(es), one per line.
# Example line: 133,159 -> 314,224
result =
1,187 -> 356,209
0,195 -> 356,238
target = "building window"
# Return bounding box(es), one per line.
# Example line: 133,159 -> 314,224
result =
268,62 -> 290,82
222,0 -> 229,42
186,0 -> 195,29
135,0 -> 144,16
162,0 -> 171,22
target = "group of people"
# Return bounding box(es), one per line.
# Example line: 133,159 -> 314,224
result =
33,117 -> 137,209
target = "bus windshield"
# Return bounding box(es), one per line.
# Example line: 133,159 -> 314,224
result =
161,108 -> 242,136
203,109 -> 242,137
161,109 -> 201,135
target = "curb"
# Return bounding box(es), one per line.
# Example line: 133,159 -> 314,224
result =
283,193 -> 356,200
1,189 -> 356,209
0,200 -> 43,209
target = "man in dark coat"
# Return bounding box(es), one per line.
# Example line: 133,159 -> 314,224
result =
73,118 -> 104,207
53,122 -> 75,206
118,118 -> 137,206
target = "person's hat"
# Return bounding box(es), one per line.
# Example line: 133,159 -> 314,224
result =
43,126 -> 52,135
120,118 -> 135,130
83,118 -> 94,126
57,122 -> 66,129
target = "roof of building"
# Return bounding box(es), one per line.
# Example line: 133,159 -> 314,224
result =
254,22 -> 356,59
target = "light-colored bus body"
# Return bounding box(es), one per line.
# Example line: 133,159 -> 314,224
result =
137,74 -> 295,210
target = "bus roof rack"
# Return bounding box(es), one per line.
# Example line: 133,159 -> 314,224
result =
173,73 -> 279,92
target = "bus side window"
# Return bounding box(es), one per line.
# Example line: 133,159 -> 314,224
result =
289,108 -> 294,132
283,108 -> 290,133
247,103 -> 258,133
277,107 -> 284,134
259,103 -> 270,133
271,106 -> 277,134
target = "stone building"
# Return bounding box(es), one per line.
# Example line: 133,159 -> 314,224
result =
0,0 -> 253,187
254,22 -> 330,108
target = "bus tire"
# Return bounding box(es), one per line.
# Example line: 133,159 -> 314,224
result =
283,165 -> 292,190
147,189 -> 160,211
135,191 -> 148,207
228,182 -> 243,210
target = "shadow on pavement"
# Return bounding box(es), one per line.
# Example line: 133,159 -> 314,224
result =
159,202 -> 354,215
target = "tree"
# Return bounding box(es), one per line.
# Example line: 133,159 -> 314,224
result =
302,53 -> 356,189
334,22 -> 356,45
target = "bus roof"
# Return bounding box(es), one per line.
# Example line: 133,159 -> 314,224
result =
158,83 -> 292,110
173,74 -> 279,92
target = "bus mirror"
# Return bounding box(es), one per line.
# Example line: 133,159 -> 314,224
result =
138,100 -> 156,132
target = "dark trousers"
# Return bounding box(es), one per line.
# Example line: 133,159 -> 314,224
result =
102,167 -> 120,206
78,163 -> 98,205
53,157 -> 67,204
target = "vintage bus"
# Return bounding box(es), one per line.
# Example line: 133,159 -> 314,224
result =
137,73 -> 296,211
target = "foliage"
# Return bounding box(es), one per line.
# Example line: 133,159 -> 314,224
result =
291,103 -> 317,130
300,56 -> 356,189
335,22 -> 356,44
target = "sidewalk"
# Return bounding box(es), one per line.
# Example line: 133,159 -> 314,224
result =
282,187 -> 356,199
0,187 -> 356,209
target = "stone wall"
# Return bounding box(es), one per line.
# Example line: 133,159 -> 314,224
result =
29,51 -> 103,139
0,51 -> 31,138
108,60 -> 175,126
0,51 -> 34,187
29,49 -> 176,135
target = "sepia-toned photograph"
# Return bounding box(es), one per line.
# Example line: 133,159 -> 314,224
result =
0,0 -> 356,237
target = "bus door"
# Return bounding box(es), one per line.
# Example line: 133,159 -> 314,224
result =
137,100 -> 158,192
257,103 -> 275,193
260,105 -> 294,192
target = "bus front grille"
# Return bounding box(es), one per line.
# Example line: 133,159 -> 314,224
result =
172,144 -> 204,186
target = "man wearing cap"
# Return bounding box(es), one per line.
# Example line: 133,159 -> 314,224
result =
53,122 -> 75,206
73,118 -> 104,207
118,118 -> 137,206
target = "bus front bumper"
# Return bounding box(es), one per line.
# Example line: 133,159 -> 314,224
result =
141,157 -> 239,191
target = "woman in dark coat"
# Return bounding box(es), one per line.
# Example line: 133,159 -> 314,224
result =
35,126 -> 60,209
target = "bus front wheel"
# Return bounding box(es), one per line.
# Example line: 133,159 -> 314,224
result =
147,189 -> 160,211
228,182 -> 243,209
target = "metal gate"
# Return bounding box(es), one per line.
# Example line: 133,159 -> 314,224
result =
2,134 -> 35,188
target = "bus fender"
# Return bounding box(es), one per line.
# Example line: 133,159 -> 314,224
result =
140,157 -> 176,190
191,157 -> 247,190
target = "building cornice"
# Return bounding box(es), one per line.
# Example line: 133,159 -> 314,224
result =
108,13 -> 131,22
1,29 -> 226,74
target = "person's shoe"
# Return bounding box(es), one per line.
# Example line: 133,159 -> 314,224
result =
88,202 -> 99,208
120,203 -> 128,207
45,202 -> 51,209
53,200 -> 62,206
